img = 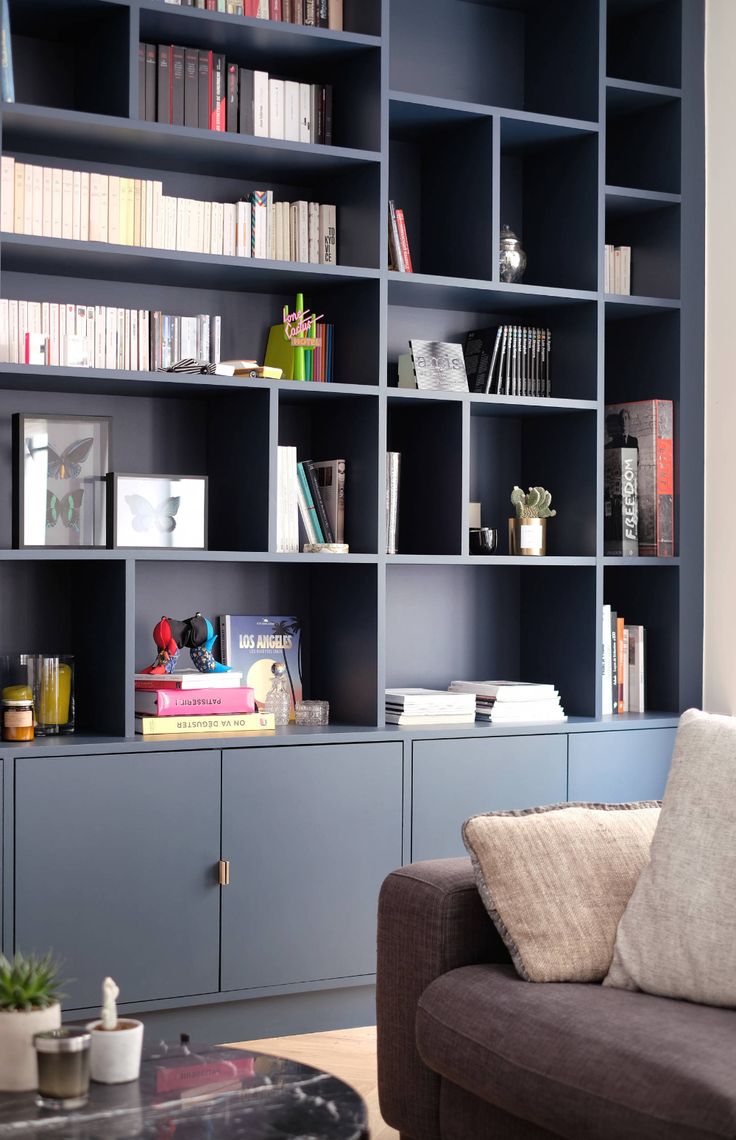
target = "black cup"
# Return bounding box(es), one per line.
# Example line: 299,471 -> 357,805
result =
469,527 -> 498,555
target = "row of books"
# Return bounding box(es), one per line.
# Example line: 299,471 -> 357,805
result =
276,447 -> 345,551
162,0 -> 344,29
0,157 -> 338,264
605,244 -> 632,295
141,46 -> 333,145
602,605 -> 646,715
449,680 -> 567,724
387,201 -> 413,273
463,325 -> 552,397
136,612 -> 304,734
604,399 -> 674,557
0,299 -> 221,371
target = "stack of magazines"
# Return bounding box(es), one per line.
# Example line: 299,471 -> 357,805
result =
385,688 -> 476,727
448,680 -> 566,724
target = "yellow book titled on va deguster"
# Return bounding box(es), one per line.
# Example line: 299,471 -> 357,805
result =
135,712 -> 275,735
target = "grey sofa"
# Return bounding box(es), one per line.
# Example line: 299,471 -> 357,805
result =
376,859 -> 736,1140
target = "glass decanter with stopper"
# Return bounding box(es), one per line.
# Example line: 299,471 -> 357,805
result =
264,662 -> 291,726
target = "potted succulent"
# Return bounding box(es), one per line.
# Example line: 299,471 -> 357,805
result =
87,978 -> 143,1084
0,950 -> 63,1092
509,486 -> 556,555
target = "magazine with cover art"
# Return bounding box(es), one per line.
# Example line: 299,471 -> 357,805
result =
218,615 -> 302,713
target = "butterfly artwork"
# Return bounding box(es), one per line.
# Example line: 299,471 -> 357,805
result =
27,437 -> 95,479
125,495 -> 181,534
46,489 -> 85,533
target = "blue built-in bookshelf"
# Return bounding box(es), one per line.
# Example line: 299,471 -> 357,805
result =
0,0 -> 703,1040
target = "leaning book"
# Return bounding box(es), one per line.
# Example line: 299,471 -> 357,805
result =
218,615 -> 303,712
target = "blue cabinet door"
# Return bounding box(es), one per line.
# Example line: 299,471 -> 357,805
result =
221,742 -> 403,992
412,734 -> 568,862
14,750 -> 221,1010
568,729 -> 676,803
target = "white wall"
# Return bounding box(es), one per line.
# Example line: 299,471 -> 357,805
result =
703,0 -> 736,713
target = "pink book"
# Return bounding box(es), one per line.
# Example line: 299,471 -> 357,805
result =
135,687 -> 255,718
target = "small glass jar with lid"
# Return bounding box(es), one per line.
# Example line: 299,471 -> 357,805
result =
2,689 -> 35,742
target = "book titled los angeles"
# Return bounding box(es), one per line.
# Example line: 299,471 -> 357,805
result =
219,615 -> 302,713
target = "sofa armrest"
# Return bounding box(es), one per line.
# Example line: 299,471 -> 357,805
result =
376,858 -> 509,1140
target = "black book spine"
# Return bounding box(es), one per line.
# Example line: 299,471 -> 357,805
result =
239,68 -> 254,134
144,44 -> 157,122
323,83 -> 333,145
226,62 -> 239,133
184,47 -> 198,129
302,460 -> 334,542
198,50 -> 210,131
318,0 -> 328,25
171,44 -> 185,127
304,0 -> 318,24
157,44 -> 171,125
138,42 -> 146,120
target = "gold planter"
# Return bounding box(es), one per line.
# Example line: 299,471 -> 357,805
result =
509,517 -> 547,556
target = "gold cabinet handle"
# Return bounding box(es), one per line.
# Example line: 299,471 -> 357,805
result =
218,859 -> 230,886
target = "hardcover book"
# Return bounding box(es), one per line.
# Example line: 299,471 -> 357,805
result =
604,447 -> 638,556
409,340 -> 468,392
605,400 -> 674,556
135,686 -> 255,717
135,711 -> 274,735
218,615 -> 303,713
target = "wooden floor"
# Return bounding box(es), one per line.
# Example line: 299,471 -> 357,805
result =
225,1025 -> 398,1140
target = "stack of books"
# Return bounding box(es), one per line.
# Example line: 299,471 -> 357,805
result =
602,606 -> 646,715
448,681 -> 567,724
141,46 -> 334,146
385,688 -> 476,727
135,671 -> 275,735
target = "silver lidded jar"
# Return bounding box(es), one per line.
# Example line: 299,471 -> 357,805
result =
499,225 -> 527,283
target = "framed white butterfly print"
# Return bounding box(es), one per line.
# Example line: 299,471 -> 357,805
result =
107,474 -> 207,550
13,413 -> 112,548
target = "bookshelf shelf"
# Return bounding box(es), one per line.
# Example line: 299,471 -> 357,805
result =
2,105 -> 383,181
0,233 -> 380,288
387,273 -> 597,313
603,557 -> 681,568
388,90 -> 598,138
605,185 -> 682,218
386,390 -> 597,417
605,78 -> 682,108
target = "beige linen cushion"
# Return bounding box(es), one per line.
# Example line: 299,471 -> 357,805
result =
604,708 -> 736,1007
462,801 -> 659,983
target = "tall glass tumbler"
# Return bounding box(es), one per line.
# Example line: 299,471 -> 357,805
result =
30,655 -> 75,735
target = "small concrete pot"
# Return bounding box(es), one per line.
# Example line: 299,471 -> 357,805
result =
0,1002 -> 61,1091
86,1019 -> 143,1084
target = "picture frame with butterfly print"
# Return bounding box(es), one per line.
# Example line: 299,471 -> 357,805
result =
13,413 -> 112,549
107,474 -> 208,550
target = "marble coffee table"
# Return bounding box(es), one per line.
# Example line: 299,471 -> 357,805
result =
0,1042 -> 369,1137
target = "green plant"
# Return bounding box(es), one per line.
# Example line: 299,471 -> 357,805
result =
0,951 -> 64,1012
511,486 -> 557,519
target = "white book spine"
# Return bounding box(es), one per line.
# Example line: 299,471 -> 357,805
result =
297,200 -> 309,263
299,83 -> 311,144
80,170 -> 90,242
308,201 -> 319,264
95,305 -> 106,368
0,155 -> 14,232
13,162 -> 24,233
254,71 -> 269,138
0,299 -> 8,362
269,78 -> 285,140
31,164 -> 43,236
51,167 -> 63,239
602,603 -> 613,715
319,203 -> 337,264
23,164 -> 33,234
284,80 -> 300,142
71,169 -> 81,240
139,310 -> 149,370
8,300 -> 18,364
42,167 -> 54,240
61,168 -> 73,239
48,302 -> 59,366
